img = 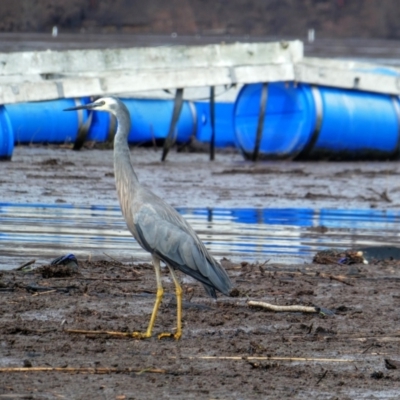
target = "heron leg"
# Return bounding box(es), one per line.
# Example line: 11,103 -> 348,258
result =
65,256 -> 164,340
158,265 -> 182,340
140,255 -> 164,338
116,255 -> 164,340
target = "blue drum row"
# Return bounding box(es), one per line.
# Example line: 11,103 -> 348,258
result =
1,76 -> 400,161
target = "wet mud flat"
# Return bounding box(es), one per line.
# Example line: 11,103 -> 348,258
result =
3,145 -> 400,209
1,257 -> 400,399
2,145 -> 400,398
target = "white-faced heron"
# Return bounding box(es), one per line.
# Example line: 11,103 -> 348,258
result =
65,97 -> 233,340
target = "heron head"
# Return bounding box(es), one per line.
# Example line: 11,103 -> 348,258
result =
64,97 -> 120,114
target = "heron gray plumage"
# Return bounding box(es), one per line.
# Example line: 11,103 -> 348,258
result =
65,97 -> 233,340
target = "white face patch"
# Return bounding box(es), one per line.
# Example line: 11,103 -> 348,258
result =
93,97 -> 118,112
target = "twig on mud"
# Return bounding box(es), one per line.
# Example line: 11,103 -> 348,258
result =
248,301 -> 320,313
316,369 -> 328,384
319,272 -> 354,286
15,259 -> 36,271
173,355 -> 353,363
102,253 -> 143,274
64,329 -> 140,337
77,276 -> 141,282
20,284 -> 79,293
32,289 -> 57,296
103,252 -> 123,264
6,328 -> 57,334
0,366 -> 166,374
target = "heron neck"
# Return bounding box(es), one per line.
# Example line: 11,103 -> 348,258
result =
113,106 -> 140,190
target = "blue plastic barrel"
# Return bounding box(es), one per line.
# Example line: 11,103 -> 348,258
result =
6,98 -> 90,144
0,106 -> 14,160
235,81 -> 400,161
124,99 -> 195,144
300,86 -> 400,160
86,108 -> 113,142
195,101 -> 236,147
84,98 -> 196,144
234,82 -> 316,160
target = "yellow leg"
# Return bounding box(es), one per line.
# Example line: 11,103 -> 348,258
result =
66,255 -> 164,340
158,265 -> 182,340
139,256 -> 164,338
65,257 -> 183,340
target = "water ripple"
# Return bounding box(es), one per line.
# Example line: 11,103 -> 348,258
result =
1,203 -> 400,270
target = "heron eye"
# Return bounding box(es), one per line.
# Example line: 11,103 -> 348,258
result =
95,101 -> 105,107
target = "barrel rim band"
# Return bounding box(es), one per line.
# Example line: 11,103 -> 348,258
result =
390,95 -> 400,159
294,85 -> 323,160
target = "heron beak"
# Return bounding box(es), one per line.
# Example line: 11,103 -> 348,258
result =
64,102 -> 98,112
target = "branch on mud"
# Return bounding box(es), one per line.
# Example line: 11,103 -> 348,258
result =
0,366 -> 167,374
64,329 -> 142,337
178,355 -> 353,363
248,300 -> 319,313
247,300 -> 333,315
318,272 -> 354,286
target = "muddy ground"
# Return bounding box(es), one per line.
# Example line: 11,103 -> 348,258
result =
1,256 -> 400,399
3,145 -> 400,209
1,145 -> 400,398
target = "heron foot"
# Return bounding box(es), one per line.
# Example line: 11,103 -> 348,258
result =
128,331 -> 152,339
157,331 -> 182,340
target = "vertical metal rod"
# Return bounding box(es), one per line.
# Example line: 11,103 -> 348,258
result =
162,88 -> 184,162
252,83 -> 268,162
209,86 -> 216,161
73,111 -> 93,151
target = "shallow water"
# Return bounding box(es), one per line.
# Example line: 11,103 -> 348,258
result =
1,203 -> 400,270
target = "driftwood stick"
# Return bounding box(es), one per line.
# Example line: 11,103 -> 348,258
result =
0,367 -> 166,374
78,277 -> 141,282
319,273 -> 354,286
170,355 -> 353,363
248,300 -> 319,313
65,329 -> 137,337
32,289 -> 57,296
15,259 -> 36,270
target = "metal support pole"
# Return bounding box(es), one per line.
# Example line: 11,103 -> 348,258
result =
252,83 -> 268,162
209,86 -> 216,161
162,88 -> 184,161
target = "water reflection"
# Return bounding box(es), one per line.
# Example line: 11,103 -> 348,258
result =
1,203 -> 400,270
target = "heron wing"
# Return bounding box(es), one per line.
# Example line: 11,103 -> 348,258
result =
134,203 -> 232,297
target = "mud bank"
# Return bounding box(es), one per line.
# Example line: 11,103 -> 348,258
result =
3,145 -> 400,209
2,145 -> 400,398
1,257 -> 400,399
